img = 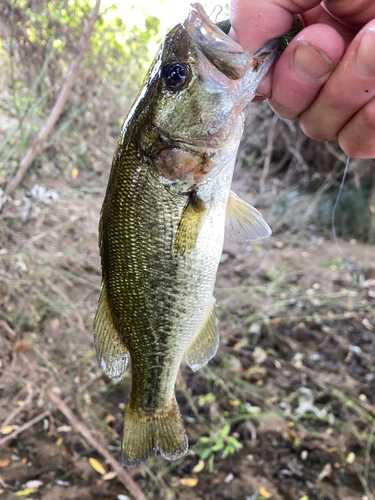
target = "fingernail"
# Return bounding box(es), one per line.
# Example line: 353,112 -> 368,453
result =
356,27 -> 375,77
293,42 -> 333,82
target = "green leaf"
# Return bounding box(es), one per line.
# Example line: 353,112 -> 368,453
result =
227,436 -> 242,449
221,424 -> 231,437
200,448 -> 211,460
212,439 -> 224,452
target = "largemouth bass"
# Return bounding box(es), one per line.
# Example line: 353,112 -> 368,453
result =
94,3 -> 278,466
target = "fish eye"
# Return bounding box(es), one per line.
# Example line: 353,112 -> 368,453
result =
163,60 -> 190,90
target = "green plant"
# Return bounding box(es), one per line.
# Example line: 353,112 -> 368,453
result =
196,424 -> 242,472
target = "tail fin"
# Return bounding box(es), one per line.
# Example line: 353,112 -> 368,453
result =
122,395 -> 188,466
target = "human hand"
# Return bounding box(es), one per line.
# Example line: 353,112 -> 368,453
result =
230,0 -> 375,158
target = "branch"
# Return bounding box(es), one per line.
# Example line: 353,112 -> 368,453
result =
7,0 -> 101,196
47,389 -> 146,500
1,381 -> 34,429
0,409 -> 50,449
260,113 -> 278,193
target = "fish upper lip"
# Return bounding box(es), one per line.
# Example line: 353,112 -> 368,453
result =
183,2 -> 250,80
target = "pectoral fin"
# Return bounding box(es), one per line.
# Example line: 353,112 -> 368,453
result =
226,190 -> 271,242
174,192 -> 207,255
94,285 -> 129,383
186,301 -> 219,371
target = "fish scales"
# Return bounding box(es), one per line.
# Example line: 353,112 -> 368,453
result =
103,141 -> 230,403
94,2 -> 278,466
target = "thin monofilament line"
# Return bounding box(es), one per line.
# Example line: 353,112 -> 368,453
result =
331,155 -> 350,255
210,4 -> 223,22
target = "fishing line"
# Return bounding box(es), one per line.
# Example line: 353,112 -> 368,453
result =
331,154 -> 350,256
210,4 -> 223,23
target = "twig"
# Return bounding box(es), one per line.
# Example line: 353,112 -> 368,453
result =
1,381 -> 34,428
57,269 -> 101,291
142,464 -> 175,500
47,389 -> 145,500
177,372 -> 207,426
324,141 -> 347,163
0,409 -> 50,449
7,0 -> 101,196
243,419 -> 257,447
358,473 -> 375,500
368,167 -> 375,244
0,320 -> 16,338
48,280 -> 87,333
260,113 -> 278,193
364,417 -> 375,487
85,141 -> 111,161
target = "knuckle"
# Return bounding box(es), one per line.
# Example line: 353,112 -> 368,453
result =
338,100 -> 375,159
299,117 -> 333,143
268,100 -> 299,121
339,132 -> 375,159
359,100 -> 375,131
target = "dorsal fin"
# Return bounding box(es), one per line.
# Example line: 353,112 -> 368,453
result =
226,190 -> 271,242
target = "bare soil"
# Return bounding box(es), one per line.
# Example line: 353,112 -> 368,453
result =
0,167 -> 374,500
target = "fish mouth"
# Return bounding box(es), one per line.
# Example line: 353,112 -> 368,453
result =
183,3 -> 249,80
183,3 -> 279,80
157,128 -> 223,152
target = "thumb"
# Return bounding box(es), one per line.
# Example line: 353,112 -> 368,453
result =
230,0 -> 321,53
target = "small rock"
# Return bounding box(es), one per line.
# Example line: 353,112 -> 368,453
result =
346,452 -> 356,464
25,480 -> 43,489
317,463 -> 332,481
252,346 -> 267,365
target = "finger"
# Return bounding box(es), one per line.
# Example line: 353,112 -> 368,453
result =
268,24 -> 345,119
338,98 -> 375,158
230,0 -> 321,53
323,0 -> 375,30
301,4 -> 357,46
253,70 -> 273,101
300,20 -> 375,142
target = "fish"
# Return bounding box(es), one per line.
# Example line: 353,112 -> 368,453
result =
94,2 -> 278,467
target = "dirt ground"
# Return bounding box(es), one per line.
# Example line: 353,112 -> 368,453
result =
0,163 -> 374,500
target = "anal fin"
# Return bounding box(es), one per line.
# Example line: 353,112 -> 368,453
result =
226,190 -> 271,242
94,285 -> 128,383
186,301 -> 219,371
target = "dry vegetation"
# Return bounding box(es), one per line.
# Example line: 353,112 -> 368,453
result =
0,2 -> 375,500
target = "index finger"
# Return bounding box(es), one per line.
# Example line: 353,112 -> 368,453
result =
230,0 -> 321,53
324,0 -> 375,29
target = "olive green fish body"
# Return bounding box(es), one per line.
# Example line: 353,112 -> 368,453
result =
99,128 -> 234,464
94,2 -> 278,466
102,143 -> 229,397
